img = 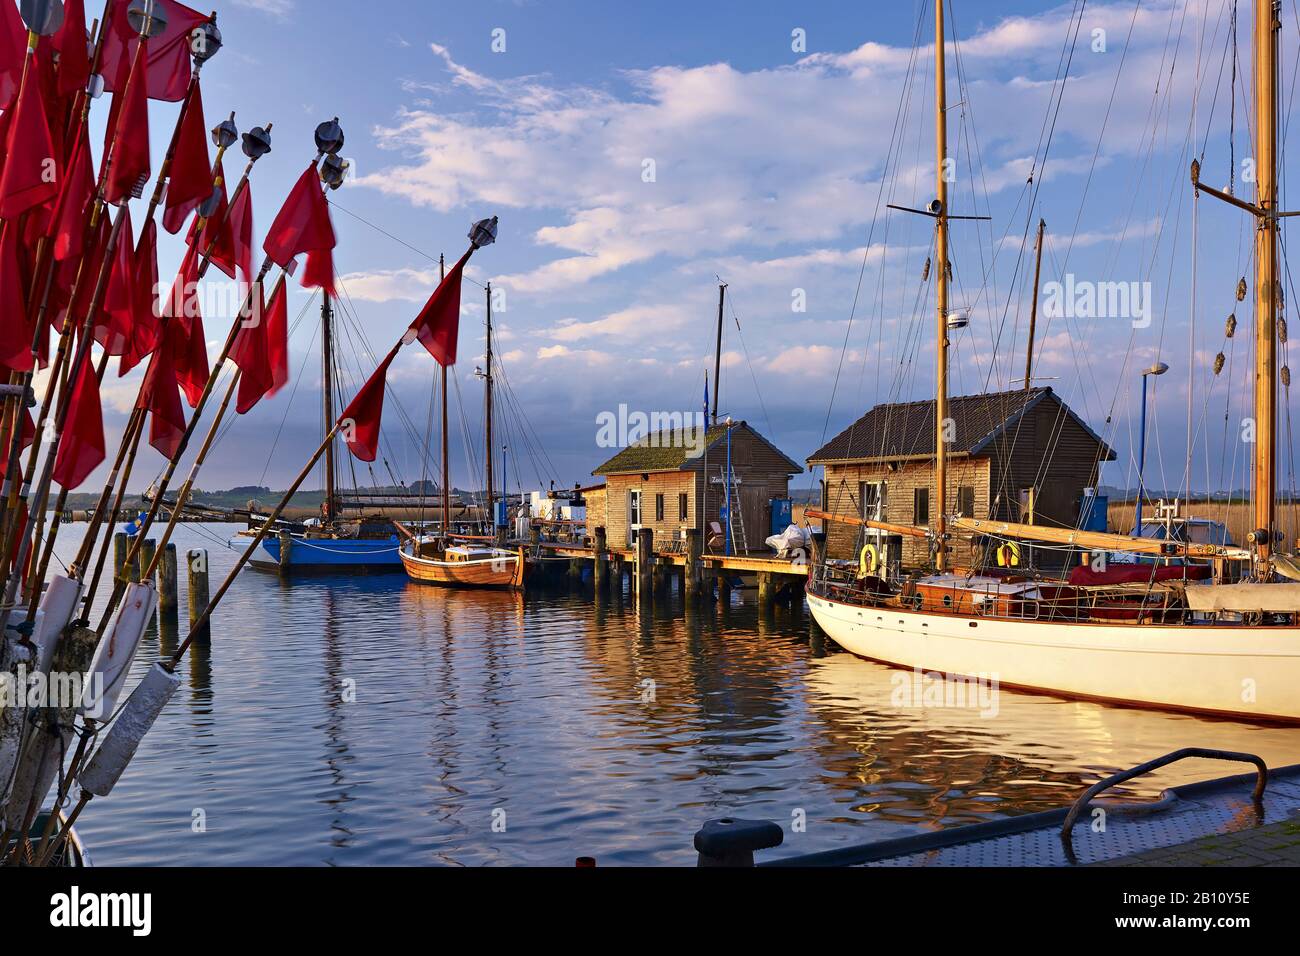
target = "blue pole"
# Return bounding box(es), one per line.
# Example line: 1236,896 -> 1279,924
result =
725,424 -> 733,557
1136,375 -> 1148,533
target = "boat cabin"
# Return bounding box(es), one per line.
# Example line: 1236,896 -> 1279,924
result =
808,387 -> 1115,571
591,421 -> 801,553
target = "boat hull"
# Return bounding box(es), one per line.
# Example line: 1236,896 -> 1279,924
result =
248,534 -> 404,573
806,590 -> 1300,722
400,548 -> 525,589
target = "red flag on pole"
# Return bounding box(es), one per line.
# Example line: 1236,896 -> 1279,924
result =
162,244 -> 209,407
98,206 -> 135,356
99,0 -> 209,102
408,250 -> 470,367
231,283 -> 273,415
161,82 -> 210,234
339,347 -> 398,462
52,350 -> 106,489
228,181 -> 254,285
0,373 -> 35,477
52,0 -> 91,99
120,217 -> 161,376
0,0 -> 25,109
51,123 -> 94,261
263,164 -> 335,293
0,221 -> 33,371
104,39 -> 151,206
0,53 -> 59,218
266,276 -> 290,397
138,324 -> 186,458
189,158 -> 234,277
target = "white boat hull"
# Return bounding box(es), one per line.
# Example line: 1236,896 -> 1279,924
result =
806,591 -> 1300,722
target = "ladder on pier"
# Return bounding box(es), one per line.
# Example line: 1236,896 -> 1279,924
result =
720,470 -> 748,555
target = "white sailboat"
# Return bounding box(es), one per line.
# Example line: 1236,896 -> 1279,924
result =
807,0 -> 1300,723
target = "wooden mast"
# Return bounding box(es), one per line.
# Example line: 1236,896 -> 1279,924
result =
440,254 -> 450,534
484,281 -> 494,530
933,0 -> 951,571
321,292 -> 337,525
1025,218 -> 1045,391
1253,0 -> 1279,564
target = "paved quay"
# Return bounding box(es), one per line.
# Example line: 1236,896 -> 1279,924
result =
1093,816 -> 1300,867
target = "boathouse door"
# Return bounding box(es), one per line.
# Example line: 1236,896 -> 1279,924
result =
628,490 -> 642,546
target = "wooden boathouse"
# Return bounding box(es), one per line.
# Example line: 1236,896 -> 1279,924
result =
808,387 -> 1114,570
591,420 -> 802,554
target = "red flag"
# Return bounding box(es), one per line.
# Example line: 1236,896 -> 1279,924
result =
0,55 -> 59,218
162,83 -> 210,234
228,182 -> 254,285
339,348 -> 398,462
266,277 -> 290,397
138,325 -> 186,458
189,159 -> 234,278
0,222 -> 33,371
263,164 -> 335,293
231,283 -> 273,414
162,245 -> 209,407
409,250 -> 470,367
97,206 -> 135,356
99,0 -> 209,102
52,351 -> 105,489
120,218 -> 161,376
104,39 -> 151,205
52,0 -> 90,99
51,123 -> 94,261
0,0 -> 24,109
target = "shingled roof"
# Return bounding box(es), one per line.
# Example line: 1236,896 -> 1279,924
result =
593,421 -> 800,476
807,386 -> 1115,465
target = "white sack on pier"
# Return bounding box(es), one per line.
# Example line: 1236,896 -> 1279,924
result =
80,583 -> 157,720
78,662 -> 180,798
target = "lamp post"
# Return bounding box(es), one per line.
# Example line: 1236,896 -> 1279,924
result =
1136,362 -> 1169,532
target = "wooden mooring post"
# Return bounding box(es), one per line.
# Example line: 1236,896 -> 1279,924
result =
636,530 -> 654,600
757,571 -> 775,611
684,529 -> 703,599
113,532 -> 128,579
593,527 -> 608,589
138,539 -> 156,587
159,542 -> 179,623
715,568 -> 731,608
188,549 -> 211,644
278,529 -> 293,577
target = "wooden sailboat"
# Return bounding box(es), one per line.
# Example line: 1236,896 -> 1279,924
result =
806,0 -> 1300,723
399,265 -> 524,588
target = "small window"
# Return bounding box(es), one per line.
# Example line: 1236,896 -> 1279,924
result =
957,486 -> 975,517
820,479 -> 828,512
655,493 -> 665,521
914,487 -> 929,525
678,492 -> 688,521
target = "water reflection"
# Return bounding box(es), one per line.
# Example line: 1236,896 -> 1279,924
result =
58,524 -> 1300,865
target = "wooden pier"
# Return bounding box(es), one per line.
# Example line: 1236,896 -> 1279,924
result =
531,526 -> 808,610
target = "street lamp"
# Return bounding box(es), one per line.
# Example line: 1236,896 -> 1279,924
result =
1136,362 -> 1169,532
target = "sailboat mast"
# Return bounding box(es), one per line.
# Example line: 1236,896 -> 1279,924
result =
440,254 -> 450,534
933,0 -> 951,571
485,281 -> 494,530
711,282 -> 726,425
1253,0 -> 1279,563
321,292 -> 337,525
1025,218 -> 1045,391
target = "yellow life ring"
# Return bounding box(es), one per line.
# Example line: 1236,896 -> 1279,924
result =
996,541 -> 1021,568
858,543 -> 880,577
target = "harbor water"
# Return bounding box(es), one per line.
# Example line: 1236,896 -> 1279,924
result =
66,524 -> 1300,865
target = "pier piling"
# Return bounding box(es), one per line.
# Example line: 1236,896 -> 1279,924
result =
278,530 -> 293,577
159,543 -> 179,623
758,571 -> 775,611
113,532 -> 128,580
684,529 -> 702,598
715,569 -> 731,608
635,530 -> 654,600
188,549 -> 211,644
593,527 -> 608,589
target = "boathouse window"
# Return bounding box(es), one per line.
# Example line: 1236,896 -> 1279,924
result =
914,488 -> 929,525
820,480 -> 827,512
679,493 -> 688,520
956,485 -> 975,517
859,481 -> 885,522
655,494 -> 664,521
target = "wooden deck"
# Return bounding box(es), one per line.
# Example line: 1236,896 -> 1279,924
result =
535,542 -> 809,577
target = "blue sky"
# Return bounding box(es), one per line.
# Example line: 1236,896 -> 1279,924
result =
67,0 -> 1299,501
